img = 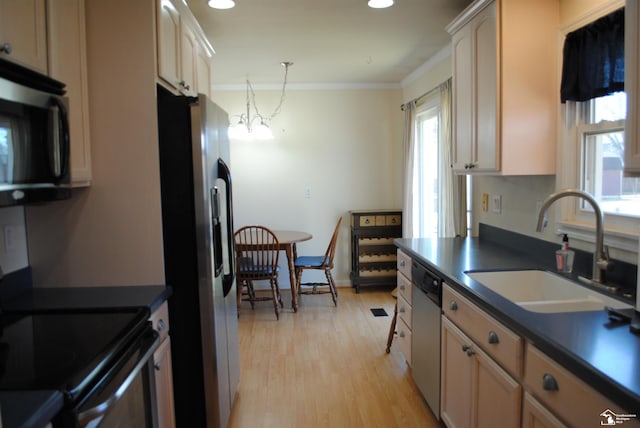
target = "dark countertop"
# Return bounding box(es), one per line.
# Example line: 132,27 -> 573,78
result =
395,235 -> 640,414
0,276 -> 172,428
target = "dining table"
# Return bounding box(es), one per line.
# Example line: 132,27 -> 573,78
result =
271,230 -> 312,312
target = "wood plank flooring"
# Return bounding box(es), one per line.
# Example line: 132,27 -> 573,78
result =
228,288 -> 439,428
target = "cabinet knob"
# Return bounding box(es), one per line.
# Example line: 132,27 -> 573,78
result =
488,331 -> 500,344
0,43 -> 11,54
154,362 -> 162,371
464,163 -> 477,170
542,373 -> 559,391
450,301 -> 458,311
399,284 -> 405,291
461,344 -> 475,356
399,306 -> 405,313
400,260 -> 405,267
179,80 -> 190,90
157,319 -> 166,332
399,331 -> 405,338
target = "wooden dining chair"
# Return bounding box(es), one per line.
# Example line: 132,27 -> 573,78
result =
234,225 -> 283,320
294,217 -> 342,306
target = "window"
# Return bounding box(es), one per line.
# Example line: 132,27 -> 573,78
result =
412,101 -> 439,238
579,92 -> 640,217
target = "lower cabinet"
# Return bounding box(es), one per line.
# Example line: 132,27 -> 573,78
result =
441,317 -> 521,428
150,302 -> 176,428
522,392 -> 567,428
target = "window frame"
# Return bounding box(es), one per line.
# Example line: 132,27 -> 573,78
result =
556,0 -> 638,254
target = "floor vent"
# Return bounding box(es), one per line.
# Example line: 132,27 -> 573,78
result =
370,308 -> 388,317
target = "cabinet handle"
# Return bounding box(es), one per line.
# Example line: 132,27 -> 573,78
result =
450,301 -> 458,311
179,80 -> 190,90
154,362 -> 162,371
488,331 -> 500,344
157,319 -> 166,332
399,306 -> 405,313
0,43 -> 11,54
464,163 -> 477,170
542,373 -> 559,391
399,284 -> 405,291
400,260 -> 405,267
461,344 -> 475,356
399,331 -> 405,338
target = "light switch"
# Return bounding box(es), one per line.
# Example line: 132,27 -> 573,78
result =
491,195 -> 502,214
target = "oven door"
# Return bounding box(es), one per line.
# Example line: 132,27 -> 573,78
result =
71,327 -> 160,428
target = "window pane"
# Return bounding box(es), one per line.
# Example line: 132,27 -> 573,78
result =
582,130 -> 640,217
591,92 -> 626,123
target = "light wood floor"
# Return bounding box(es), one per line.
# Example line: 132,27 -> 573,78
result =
228,287 -> 439,428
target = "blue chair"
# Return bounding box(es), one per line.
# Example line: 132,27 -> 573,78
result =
294,217 -> 342,306
235,225 -> 283,319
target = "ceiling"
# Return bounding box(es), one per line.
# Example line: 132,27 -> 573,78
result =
187,0 -> 473,87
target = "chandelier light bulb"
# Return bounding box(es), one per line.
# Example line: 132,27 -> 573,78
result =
368,0 -> 393,8
208,0 -> 235,9
254,122 -> 274,140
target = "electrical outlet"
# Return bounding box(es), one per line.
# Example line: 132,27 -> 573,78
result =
491,195 -> 502,214
482,193 -> 489,212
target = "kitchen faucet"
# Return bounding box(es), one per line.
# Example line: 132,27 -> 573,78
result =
536,189 -> 611,285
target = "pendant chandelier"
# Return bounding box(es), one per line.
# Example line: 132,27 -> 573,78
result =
368,0 -> 394,8
228,62 -> 293,141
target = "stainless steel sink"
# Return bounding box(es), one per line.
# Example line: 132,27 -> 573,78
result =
466,270 -> 631,313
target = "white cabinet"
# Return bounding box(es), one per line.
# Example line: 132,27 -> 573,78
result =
396,249 -> 412,365
441,284 -> 523,428
0,0 -> 48,73
625,0 -> 640,175
47,0 -> 92,186
156,0 -> 214,97
446,0 -> 559,175
150,302 -> 176,428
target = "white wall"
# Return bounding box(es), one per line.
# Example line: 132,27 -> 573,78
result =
211,88 -> 404,287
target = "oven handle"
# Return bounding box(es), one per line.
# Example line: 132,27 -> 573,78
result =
76,329 -> 160,427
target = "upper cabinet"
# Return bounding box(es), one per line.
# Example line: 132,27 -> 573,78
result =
625,0 -> 640,176
446,0 -> 559,175
47,0 -> 92,186
0,0 -> 48,73
156,0 -> 214,98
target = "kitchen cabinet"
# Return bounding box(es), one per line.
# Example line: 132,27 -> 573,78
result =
47,0 -> 92,186
441,284 -> 523,428
524,344 -> 640,427
156,0 -> 214,97
150,302 -> 176,428
350,210 -> 402,292
0,0 -> 48,73
446,0 -> 558,175
625,0 -> 640,175
396,249 -> 412,365
522,392 -> 567,428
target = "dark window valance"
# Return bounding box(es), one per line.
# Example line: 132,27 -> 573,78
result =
560,8 -> 625,103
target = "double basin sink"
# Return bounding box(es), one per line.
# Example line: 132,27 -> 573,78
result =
466,269 -> 632,313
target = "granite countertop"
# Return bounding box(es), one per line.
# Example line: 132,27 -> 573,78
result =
395,234 -> 640,414
0,273 -> 172,428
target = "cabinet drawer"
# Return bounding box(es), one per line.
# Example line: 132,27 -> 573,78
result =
524,344 -> 637,427
397,317 -> 411,365
386,215 -> 401,226
443,285 -> 523,378
398,294 -> 412,330
375,215 -> 387,226
397,273 -> 412,305
150,301 -> 171,342
359,216 -> 376,227
396,249 -> 412,279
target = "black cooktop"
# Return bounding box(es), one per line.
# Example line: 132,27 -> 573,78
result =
0,309 -> 148,400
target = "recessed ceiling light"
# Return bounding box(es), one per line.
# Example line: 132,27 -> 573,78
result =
208,0 -> 235,9
368,0 -> 394,8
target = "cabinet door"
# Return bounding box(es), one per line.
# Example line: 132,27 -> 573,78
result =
47,0 -> 92,186
157,0 -> 181,90
179,20 -> 197,96
196,41 -> 212,99
0,0 -> 47,73
154,337 -> 176,428
441,317 -> 473,428
522,392 -> 567,428
472,1 -> 498,172
475,345 -> 521,428
451,24 -> 473,172
625,0 -> 640,175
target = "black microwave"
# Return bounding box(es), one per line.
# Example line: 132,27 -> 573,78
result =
0,58 -> 71,206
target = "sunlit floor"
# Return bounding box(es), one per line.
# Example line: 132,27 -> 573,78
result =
228,287 -> 439,428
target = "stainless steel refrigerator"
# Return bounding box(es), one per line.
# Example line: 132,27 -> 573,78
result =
157,85 -> 240,428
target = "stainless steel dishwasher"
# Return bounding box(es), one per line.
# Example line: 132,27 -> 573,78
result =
411,260 -> 443,420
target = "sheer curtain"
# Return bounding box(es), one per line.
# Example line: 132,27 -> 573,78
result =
439,79 -> 467,238
401,101 -> 416,238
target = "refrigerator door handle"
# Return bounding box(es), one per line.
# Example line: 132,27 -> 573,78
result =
218,158 -> 235,297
